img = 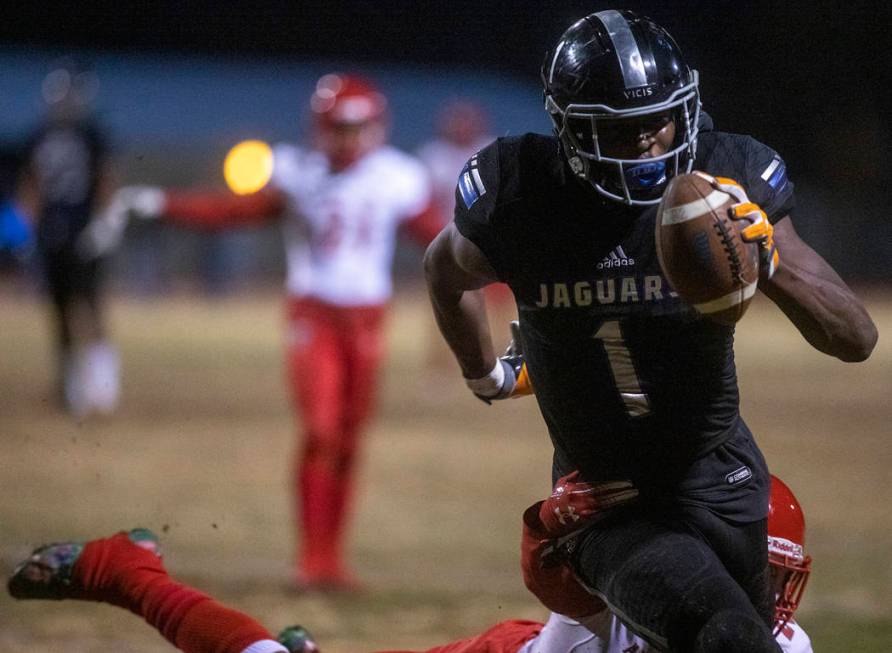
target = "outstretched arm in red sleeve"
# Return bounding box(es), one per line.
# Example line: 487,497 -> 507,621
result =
402,200 -> 444,246
163,188 -> 286,231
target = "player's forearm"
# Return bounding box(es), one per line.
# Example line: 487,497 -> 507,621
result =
763,263 -> 877,362
428,285 -> 496,378
93,164 -> 117,211
403,202 -> 443,246
424,226 -> 501,379
163,189 -> 283,230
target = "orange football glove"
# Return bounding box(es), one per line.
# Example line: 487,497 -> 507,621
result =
513,362 -> 534,397
713,176 -> 779,280
505,321 -> 534,398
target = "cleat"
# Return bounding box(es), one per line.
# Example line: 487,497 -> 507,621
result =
7,528 -> 160,601
277,624 -> 320,653
7,540 -> 84,600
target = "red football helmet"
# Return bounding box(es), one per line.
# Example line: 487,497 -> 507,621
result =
767,475 -> 812,634
310,73 -> 388,169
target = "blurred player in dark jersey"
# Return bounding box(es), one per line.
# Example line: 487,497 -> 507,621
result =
0,145 -> 34,268
425,9 -> 876,653
17,57 -> 119,418
7,474 -> 813,652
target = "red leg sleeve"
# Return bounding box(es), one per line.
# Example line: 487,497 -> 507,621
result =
72,532 -> 274,653
286,299 -> 348,577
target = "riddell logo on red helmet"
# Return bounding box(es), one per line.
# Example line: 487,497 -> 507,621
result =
768,536 -> 804,560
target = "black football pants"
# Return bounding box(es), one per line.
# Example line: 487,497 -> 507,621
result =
569,504 -> 780,653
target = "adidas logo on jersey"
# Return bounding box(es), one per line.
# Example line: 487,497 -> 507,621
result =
597,246 -> 635,270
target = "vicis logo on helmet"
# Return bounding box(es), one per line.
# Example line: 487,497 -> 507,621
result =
623,87 -> 654,99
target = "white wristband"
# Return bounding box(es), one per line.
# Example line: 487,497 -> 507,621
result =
465,360 -> 505,397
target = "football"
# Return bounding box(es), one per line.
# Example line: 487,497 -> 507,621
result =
655,171 -> 759,325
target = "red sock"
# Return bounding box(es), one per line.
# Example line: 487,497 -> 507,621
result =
73,532 -> 275,653
323,462 -> 356,576
297,456 -> 341,577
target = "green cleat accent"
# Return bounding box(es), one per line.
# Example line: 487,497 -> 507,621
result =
7,528 -> 160,601
126,528 -> 162,557
277,624 -> 320,653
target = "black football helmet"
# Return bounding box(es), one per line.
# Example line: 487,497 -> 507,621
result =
542,10 -> 700,205
42,56 -> 100,121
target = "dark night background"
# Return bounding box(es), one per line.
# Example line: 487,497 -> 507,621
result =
2,0 -> 890,281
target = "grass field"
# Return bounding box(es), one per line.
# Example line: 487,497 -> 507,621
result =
1,286 -> 890,652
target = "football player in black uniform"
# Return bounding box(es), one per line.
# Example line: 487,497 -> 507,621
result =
17,58 -> 120,418
424,10 -> 876,653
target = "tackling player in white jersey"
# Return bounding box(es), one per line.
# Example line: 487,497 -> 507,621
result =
515,473 -> 812,653
108,73 -> 442,590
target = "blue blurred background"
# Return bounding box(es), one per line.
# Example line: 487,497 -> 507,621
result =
1,0 -> 889,291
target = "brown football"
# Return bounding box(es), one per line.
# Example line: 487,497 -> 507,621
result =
655,171 -> 759,325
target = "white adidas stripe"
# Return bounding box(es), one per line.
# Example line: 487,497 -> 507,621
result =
470,166 -> 486,196
661,189 -> 729,225
761,157 -> 781,181
694,281 -> 758,313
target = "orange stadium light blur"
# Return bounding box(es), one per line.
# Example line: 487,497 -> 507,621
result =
223,139 -> 274,195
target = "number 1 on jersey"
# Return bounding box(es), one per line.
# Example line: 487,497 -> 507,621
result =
592,320 -> 651,417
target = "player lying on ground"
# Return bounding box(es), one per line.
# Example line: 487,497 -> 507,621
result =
8,476 -> 811,653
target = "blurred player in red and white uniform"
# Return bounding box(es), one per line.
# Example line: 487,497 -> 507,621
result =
8,476 -> 811,653
117,73 -> 441,590
416,100 -> 492,226
415,101 -> 514,373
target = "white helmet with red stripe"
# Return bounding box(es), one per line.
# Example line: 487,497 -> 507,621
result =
768,475 -> 812,634
310,73 -> 388,169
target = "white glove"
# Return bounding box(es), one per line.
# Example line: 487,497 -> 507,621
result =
116,185 -> 166,219
466,321 -> 533,403
76,185 -> 166,260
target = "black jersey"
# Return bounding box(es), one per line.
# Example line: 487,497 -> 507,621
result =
454,129 -> 794,486
24,119 -> 108,253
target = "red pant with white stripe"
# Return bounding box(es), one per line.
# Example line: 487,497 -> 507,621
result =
285,296 -> 386,583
